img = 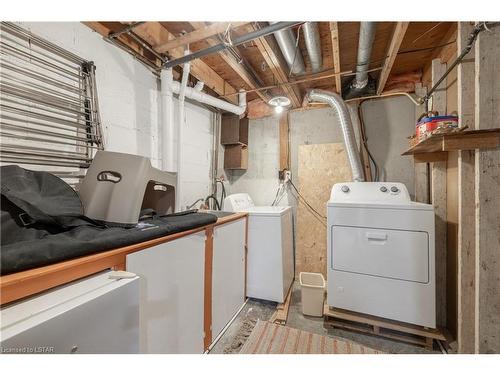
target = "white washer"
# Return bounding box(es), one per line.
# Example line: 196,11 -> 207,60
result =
327,182 -> 436,328
224,193 -> 294,303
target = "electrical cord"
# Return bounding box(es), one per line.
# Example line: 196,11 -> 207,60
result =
288,179 -> 327,227
288,25 -> 303,78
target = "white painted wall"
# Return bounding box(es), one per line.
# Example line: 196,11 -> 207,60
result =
14,22 -> 215,209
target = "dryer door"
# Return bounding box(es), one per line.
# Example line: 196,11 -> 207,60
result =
331,225 -> 429,283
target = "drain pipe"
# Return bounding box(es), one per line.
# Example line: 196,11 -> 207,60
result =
303,22 -> 323,73
176,51 -> 191,211
160,68 -> 175,172
270,22 -> 306,75
351,22 -> 376,90
305,89 -> 365,182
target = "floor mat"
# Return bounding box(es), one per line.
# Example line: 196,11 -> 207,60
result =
240,320 -> 385,354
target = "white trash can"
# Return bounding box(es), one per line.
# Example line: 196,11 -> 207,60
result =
299,272 -> 326,317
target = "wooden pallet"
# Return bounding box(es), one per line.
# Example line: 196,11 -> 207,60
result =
269,287 -> 293,325
323,305 -> 446,350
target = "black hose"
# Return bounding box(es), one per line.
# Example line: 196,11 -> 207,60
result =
205,195 -> 221,211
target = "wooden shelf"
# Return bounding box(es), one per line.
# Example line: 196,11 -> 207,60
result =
402,129 -> 500,162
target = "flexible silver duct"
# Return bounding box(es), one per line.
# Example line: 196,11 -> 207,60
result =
270,22 -> 306,75
352,22 -> 376,89
303,22 -> 323,73
305,89 -> 364,182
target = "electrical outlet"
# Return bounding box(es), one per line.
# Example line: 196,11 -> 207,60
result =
279,169 -> 292,182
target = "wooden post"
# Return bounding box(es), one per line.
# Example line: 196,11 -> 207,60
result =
456,22 -> 477,354
430,59 -> 448,328
203,227 -> 214,350
279,112 -> 290,172
414,83 -> 430,203
474,27 -> 500,354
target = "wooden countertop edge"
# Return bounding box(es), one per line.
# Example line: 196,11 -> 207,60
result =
0,212 -> 247,305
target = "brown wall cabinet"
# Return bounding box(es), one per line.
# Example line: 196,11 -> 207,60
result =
223,144 -> 248,170
221,115 -> 248,146
222,115 -> 249,170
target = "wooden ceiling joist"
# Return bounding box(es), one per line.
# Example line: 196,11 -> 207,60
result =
329,22 -> 342,94
250,25 -> 302,108
133,22 -> 240,104
189,22 -> 269,102
377,22 -> 410,95
155,22 -> 247,53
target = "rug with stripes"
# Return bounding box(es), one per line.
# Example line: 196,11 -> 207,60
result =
239,320 -> 384,354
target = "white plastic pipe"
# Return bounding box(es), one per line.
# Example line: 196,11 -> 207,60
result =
160,68 -> 175,172
171,82 -> 247,115
176,53 -> 191,211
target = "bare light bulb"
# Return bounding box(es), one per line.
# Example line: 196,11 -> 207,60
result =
274,105 -> 283,114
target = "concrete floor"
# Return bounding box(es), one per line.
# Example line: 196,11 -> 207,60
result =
210,282 -> 441,354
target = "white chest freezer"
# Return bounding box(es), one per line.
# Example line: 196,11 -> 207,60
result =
1,271 -> 140,354
327,182 -> 436,328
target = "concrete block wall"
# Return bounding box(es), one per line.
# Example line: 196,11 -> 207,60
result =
220,95 -> 417,206
15,22 -> 215,209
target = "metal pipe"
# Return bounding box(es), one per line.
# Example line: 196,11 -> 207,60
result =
303,22 -> 322,73
270,22 -> 306,75
164,22 -> 302,69
127,31 -> 165,62
352,22 -> 376,90
423,21 -> 500,103
305,89 -> 364,182
107,22 -> 146,39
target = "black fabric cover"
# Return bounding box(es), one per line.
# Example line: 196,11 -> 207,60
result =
1,165 -> 217,275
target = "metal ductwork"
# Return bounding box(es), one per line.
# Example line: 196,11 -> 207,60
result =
270,22 -> 306,75
303,22 -> 323,73
305,89 -> 364,182
352,22 -> 376,89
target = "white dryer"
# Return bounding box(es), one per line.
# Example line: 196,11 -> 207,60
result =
327,182 -> 436,328
224,193 -> 294,303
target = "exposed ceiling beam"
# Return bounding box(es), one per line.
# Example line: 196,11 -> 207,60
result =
329,22 -> 342,94
189,22 -> 269,103
134,22 -> 239,104
250,24 -> 302,108
376,22 -> 410,95
83,22 -> 163,69
155,22 -> 248,53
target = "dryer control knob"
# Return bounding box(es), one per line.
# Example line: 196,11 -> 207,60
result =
390,186 -> 399,193
341,185 -> 350,193
380,186 -> 387,192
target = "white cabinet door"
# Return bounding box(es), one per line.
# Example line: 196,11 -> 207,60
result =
126,231 -> 206,354
212,219 -> 246,339
0,272 -> 139,354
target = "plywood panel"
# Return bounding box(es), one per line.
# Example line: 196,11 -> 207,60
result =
296,143 -> 351,277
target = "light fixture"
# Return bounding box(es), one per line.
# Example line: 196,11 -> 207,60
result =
268,95 -> 291,114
